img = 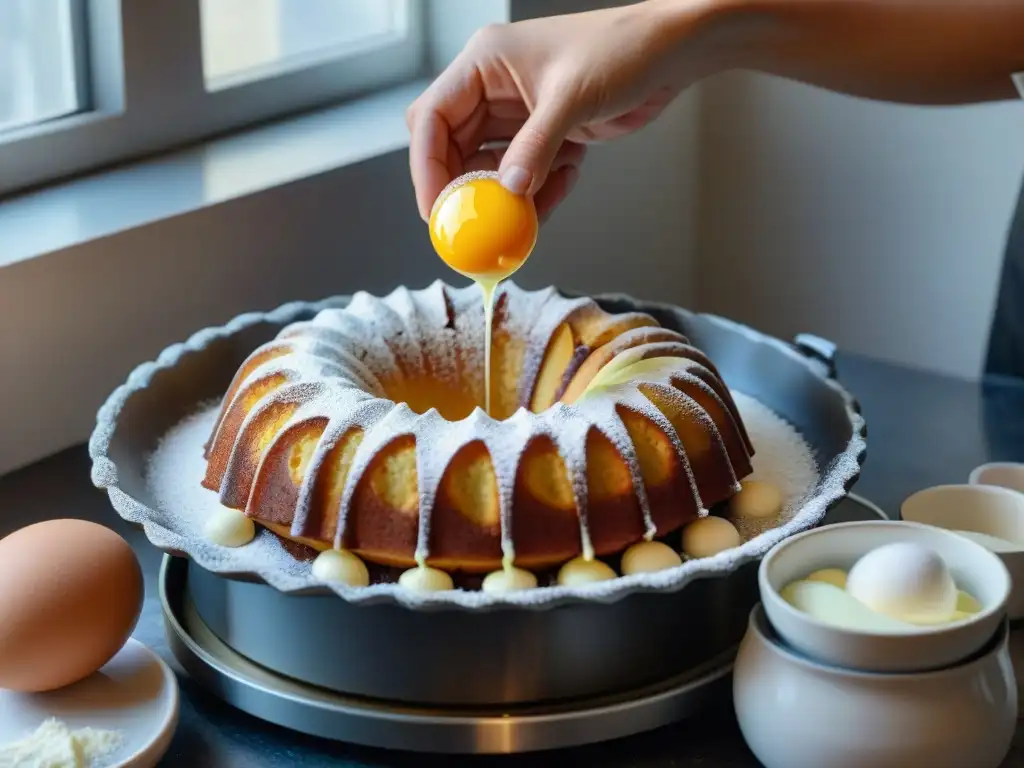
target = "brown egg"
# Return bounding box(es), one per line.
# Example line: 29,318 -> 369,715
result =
0,519 -> 144,693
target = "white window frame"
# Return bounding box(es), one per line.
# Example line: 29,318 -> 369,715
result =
0,0 -> 427,198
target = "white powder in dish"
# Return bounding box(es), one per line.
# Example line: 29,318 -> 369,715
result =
0,718 -> 122,768
729,390 -> 819,540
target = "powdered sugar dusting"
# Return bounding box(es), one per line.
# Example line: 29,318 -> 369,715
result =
145,385 -> 820,607
728,390 -> 819,539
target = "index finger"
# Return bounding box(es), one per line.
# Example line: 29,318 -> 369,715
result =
408,109 -> 454,221
408,62 -> 484,221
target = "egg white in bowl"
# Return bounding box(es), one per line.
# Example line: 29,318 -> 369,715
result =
759,520 -> 1011,673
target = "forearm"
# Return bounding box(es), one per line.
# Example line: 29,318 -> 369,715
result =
653,0 -> 1024,105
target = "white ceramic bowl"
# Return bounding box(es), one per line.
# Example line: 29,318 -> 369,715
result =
970,462 -> 1024,495
759,520 -> 1010,672
734,604 -> 1016,768
901,484 -> 1024,620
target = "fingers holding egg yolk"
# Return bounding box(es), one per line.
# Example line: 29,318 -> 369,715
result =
429,171 -> 538,281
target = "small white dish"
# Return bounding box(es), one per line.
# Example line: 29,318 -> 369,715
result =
901,483 -> 1024,620
0,639 -> 179,768
970,462 -> 1024,495
734,604 -> 1016,768
759,520 -> 1010,672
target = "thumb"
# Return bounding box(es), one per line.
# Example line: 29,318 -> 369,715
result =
499,95 -> 579,197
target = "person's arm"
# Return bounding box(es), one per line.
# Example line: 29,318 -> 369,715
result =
659,0 -> 1024,105
406,0 -> 1024,220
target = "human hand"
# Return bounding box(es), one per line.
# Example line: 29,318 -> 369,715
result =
406,1 -> 710,222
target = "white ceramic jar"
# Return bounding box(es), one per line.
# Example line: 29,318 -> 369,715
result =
734,604 -> 1017,768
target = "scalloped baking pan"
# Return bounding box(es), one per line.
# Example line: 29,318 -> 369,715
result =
90,288 -> 866,706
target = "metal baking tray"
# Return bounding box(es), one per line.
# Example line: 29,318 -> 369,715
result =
165,495 -> 887,754
93,288 -> 867,706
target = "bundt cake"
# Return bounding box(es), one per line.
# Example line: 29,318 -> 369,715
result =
201,280 -> 754,580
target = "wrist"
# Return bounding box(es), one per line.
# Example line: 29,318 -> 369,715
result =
638,0 -> 778,82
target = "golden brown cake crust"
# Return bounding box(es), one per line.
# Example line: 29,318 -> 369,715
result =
202,282 -> 753,574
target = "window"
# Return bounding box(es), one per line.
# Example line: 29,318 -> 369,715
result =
0,0 -> 85,134
0,0 -> 426,199
200,0 -> 407,86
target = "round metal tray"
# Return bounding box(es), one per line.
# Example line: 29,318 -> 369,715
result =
164,494 -> 887,754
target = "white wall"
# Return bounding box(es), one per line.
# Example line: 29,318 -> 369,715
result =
695,71 -> 1024,381
521,88 -> 700,299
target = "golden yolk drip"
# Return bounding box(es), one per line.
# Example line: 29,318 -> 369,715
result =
429,172 -> 538,419
480,278 -> 497,417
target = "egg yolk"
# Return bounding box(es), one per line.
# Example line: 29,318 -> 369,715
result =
429,173 -> 538,280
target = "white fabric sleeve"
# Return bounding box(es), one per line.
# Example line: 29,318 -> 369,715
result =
1014,73 -> 1024,99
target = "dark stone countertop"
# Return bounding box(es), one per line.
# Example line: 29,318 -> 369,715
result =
1,352 -> 1023,767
